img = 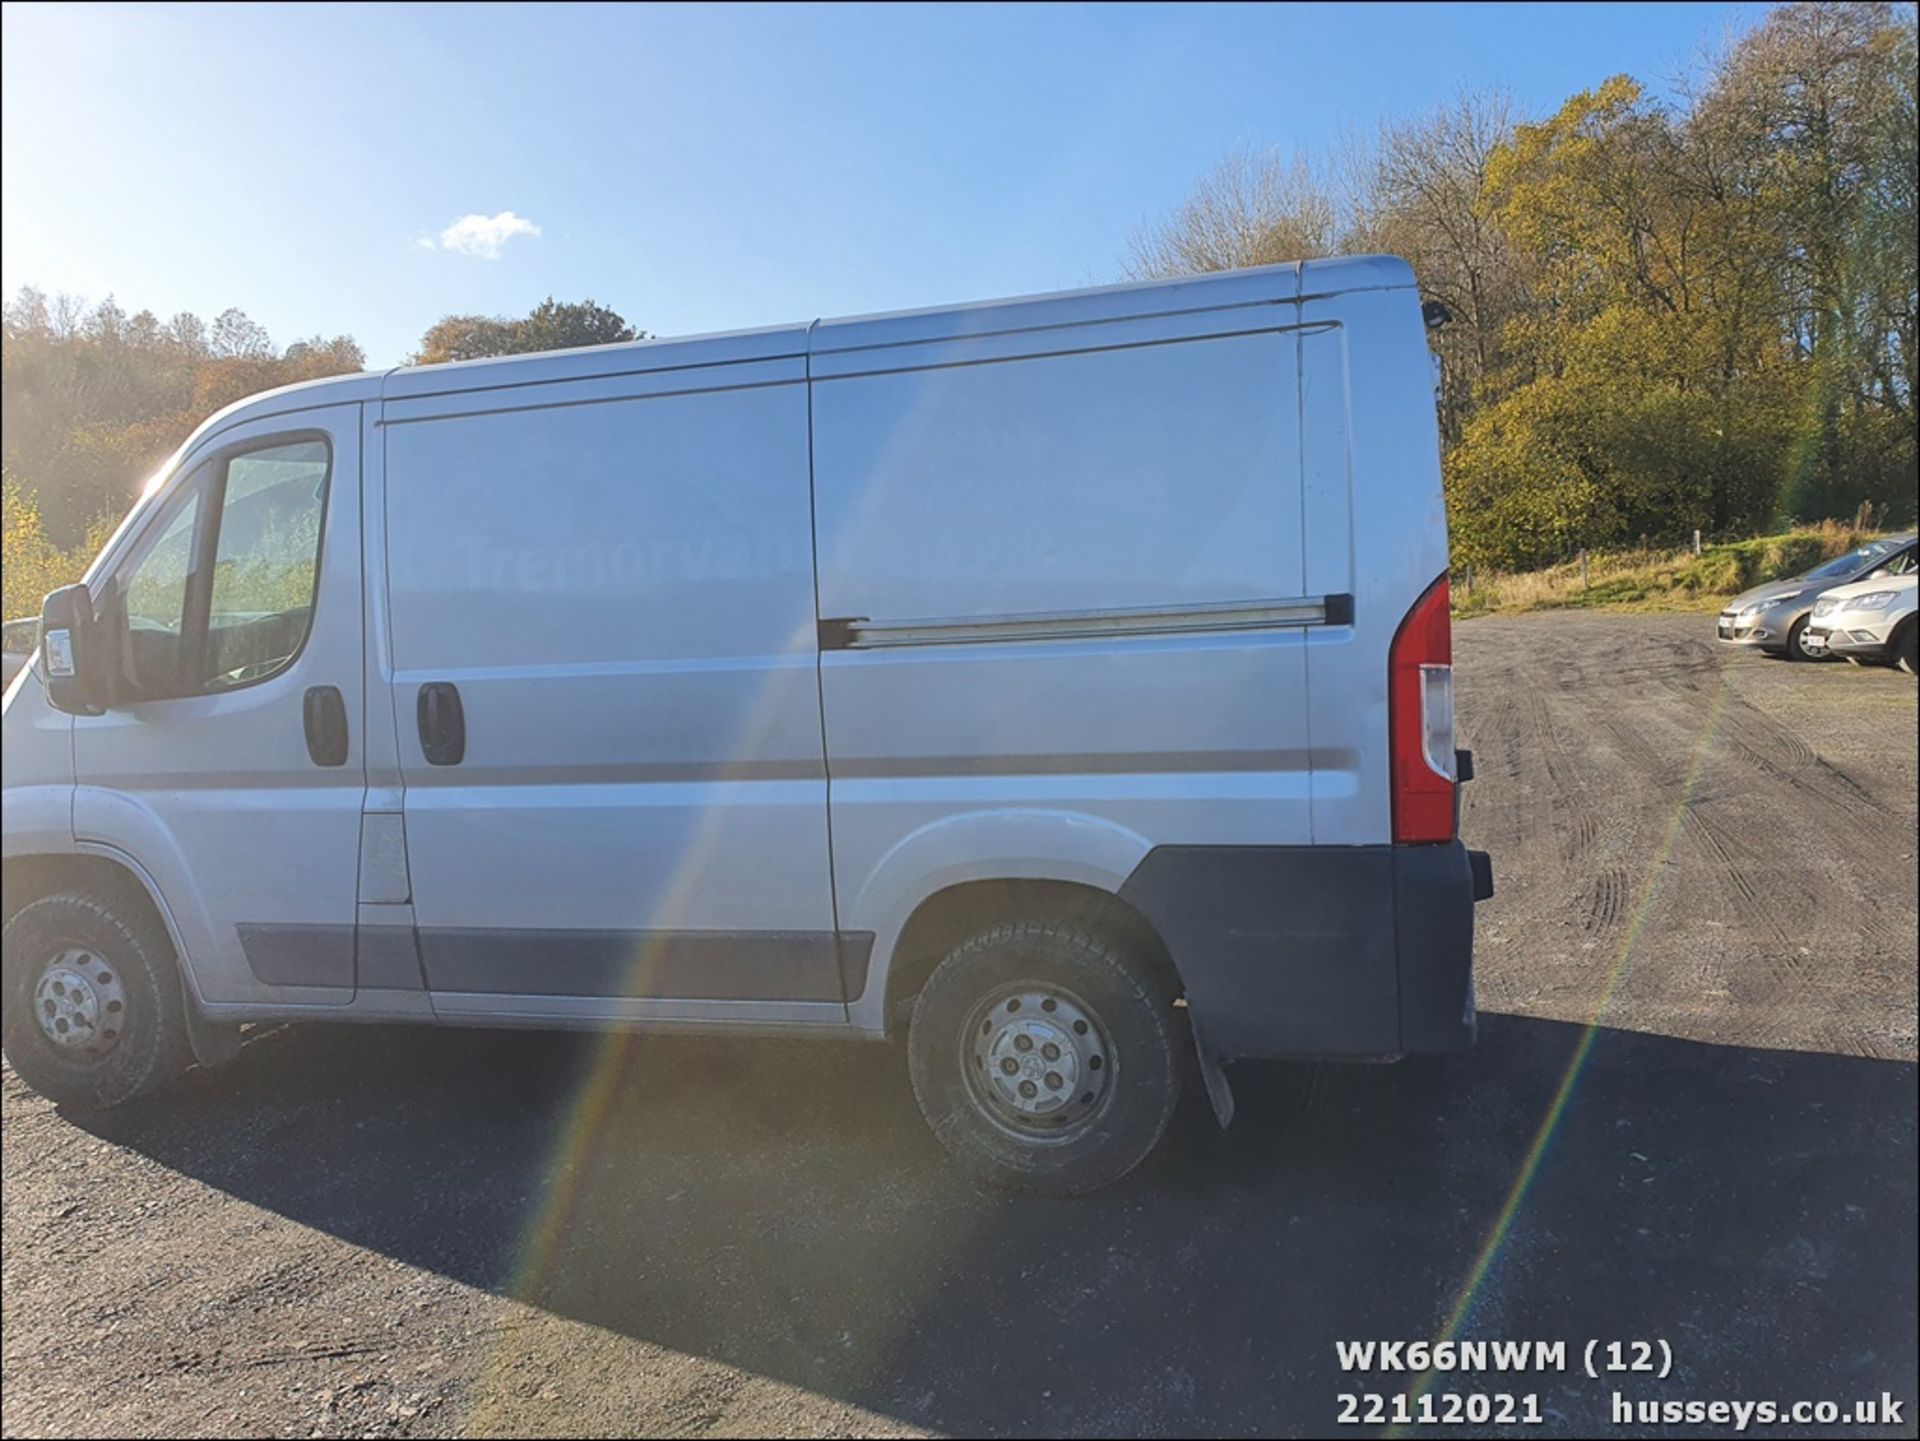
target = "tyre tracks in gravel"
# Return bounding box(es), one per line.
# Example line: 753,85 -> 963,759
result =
1454,611 -> 1917,1058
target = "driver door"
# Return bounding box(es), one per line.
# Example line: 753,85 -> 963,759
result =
71,405 -> 368,1008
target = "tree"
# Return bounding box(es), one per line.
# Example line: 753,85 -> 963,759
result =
1350,89 -> 1523,444
3,471 -> 66,620
517,297 -> 639,354
410,313 -> 516,365
1124,147 -> 1340,279
412,297 -> 642,364
210,307 -> 274,359
1715,2 -> 1918,521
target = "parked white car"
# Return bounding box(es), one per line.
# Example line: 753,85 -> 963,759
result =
1,617 -> 38,691
2,256 -> 1492,1192
1802,562 -> 1919,673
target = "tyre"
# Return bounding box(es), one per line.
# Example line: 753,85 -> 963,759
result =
1895,621 -> 1918,677
1,890 -> 192,1109
907,917 -> 1183,1194
1785,615 -> 1820,662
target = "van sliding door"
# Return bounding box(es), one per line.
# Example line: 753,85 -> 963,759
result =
377,362 -> 845,1023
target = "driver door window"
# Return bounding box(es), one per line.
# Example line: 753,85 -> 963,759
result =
116,481 -> 203,698
111,437 -> 330,700
203,441 -> 329,689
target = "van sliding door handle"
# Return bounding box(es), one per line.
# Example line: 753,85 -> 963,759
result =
416,682 -> 465,766
302,686 -> 348,767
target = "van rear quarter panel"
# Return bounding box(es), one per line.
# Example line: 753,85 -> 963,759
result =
812,313 -> 1323,1022
1299,288 -> 1450,847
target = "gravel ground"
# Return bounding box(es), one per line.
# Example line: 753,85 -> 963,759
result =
3,613 -> 1916,1438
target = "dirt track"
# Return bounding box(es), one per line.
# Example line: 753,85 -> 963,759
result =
3,613 -> 1916,1438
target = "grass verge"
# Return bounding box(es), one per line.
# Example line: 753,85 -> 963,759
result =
1452,522 -> 1895,618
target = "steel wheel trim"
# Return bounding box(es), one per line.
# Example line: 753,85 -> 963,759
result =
962,982 -> 1116,1141
32,949 -> 128,1059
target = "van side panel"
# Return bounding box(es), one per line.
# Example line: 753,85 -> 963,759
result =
380,368 -> 842,1011
812,320 -> 1317,1013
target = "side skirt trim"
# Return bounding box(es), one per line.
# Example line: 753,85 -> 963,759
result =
416,927 -> 873,1003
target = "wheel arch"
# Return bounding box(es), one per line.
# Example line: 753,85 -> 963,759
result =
878,876 -> 1180,1038
4,852 -> 167,936
1890,611 -> 1918,673
2,848 -> 234,1066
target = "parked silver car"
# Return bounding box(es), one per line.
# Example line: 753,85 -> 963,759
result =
1717,533 -> 1918,661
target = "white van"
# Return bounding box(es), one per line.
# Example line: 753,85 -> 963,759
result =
2,257 -> 1491,1192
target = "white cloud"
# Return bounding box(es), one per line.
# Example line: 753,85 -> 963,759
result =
427,211 -> 542,260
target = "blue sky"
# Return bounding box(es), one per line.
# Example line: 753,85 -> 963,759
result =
2,1 -> 1758,367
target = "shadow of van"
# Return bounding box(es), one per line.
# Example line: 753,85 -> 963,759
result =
72,1012 -> 1917,1436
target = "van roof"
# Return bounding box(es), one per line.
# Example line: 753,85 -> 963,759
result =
216,254 -> 1417,420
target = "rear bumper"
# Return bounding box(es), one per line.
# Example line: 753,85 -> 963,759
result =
1118,839 -> 1490,1061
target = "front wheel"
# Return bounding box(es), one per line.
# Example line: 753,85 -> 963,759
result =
1894,621 -> 1917,677
1,891 -> 192,1109
907,918 -> 1183,1194
1785,615 -> 1820,662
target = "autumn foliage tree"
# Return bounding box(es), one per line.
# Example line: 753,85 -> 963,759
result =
1,291 -> 644,582
412,297 -> 641,365
1132,1 -> 1918,570
1,292 -> 363,546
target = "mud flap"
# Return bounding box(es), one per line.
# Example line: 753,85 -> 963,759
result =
182,993 -> 242,1070
1189,1014 -> 1236,1128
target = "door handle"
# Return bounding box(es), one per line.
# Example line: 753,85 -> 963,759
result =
302,685 -> 349,767
416,682 -> 465,766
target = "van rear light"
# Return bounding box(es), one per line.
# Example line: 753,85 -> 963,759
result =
1390,575 -> 1455,843
1419,664 -> 1456,779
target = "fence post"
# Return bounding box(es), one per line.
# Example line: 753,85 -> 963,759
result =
1581,550 -> 1589,590
1694,529 -> 1702,556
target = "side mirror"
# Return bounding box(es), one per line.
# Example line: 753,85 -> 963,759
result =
39,583 -> 106,715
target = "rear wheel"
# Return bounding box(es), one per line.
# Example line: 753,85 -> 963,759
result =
1,891 -> 191,1109
907,918 -> 1182,1194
